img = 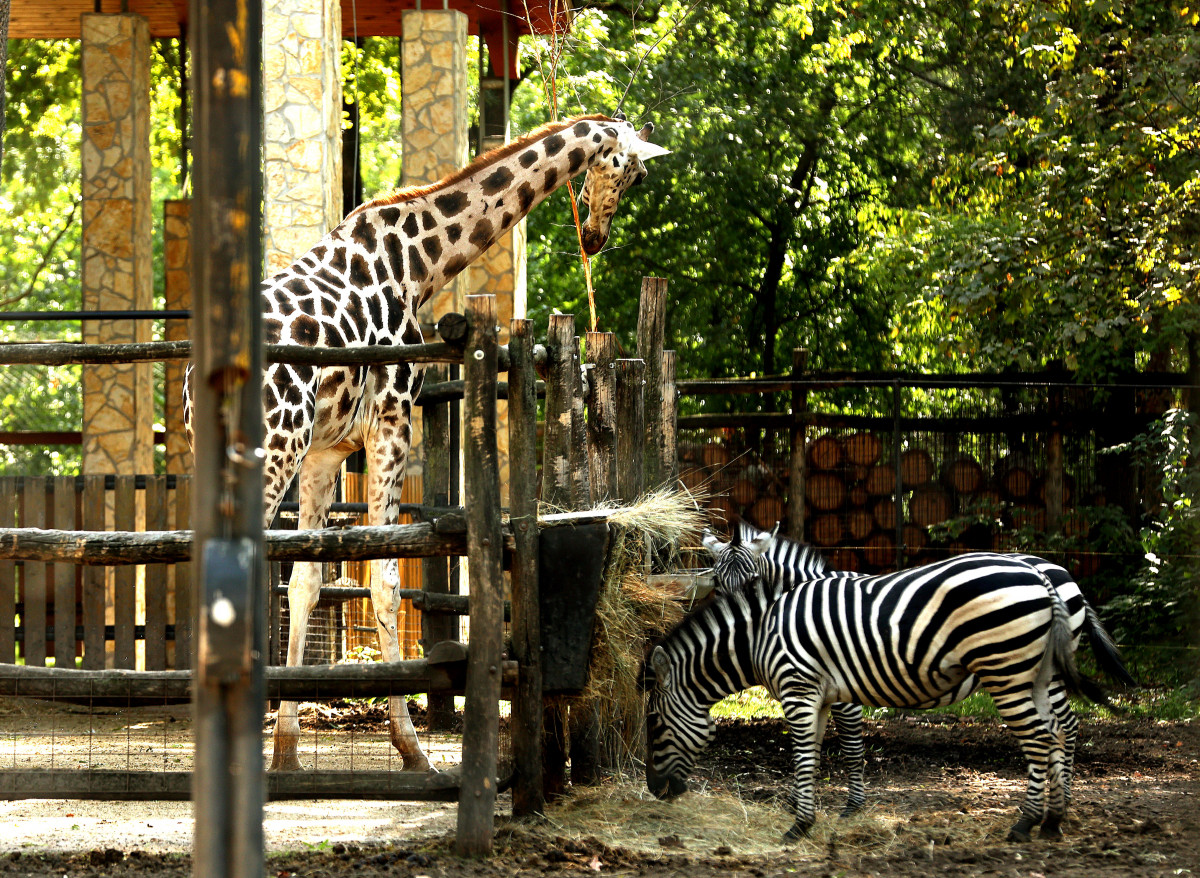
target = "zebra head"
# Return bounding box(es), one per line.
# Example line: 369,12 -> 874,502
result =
640,643 -> 713,800
702,521 -> 778,593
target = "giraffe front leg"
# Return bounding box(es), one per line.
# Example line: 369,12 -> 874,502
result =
271,560 -> 322,771
370,556 -> 433,771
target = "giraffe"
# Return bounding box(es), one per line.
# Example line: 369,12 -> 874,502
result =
184,113 -> 670,772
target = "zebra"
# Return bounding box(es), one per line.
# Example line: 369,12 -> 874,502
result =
641,550 -> 1111,842
696,524 -> 1134,826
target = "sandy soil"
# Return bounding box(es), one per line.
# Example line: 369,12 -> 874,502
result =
0,699 -> 1196,877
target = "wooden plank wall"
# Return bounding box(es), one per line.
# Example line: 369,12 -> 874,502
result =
0,475 -> 193,670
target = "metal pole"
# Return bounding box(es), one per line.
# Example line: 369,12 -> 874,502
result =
188,0 -> 265,875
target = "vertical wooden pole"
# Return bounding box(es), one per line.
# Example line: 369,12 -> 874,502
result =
659,350 -> 678,489
615,359 -> 647,503
81,475 -> 106,669
457,295 -> 503,856
585,332 -> 618,503
0,478 -> 15,664
892,380 -> 904,572
568,338 -> 592,510
52,477 -> 76,668
508,317 -> 544,817
787,350 -> 810,540
636,277 -> 668,489
144,475 -> 168,671
543,314 -> 576,510
540,313 -> 574,798
189,0 -> 265,872
421,364 -> 456,730
173,476 -> 192,670
21,479 -> 47,666
113,476 -> 136,669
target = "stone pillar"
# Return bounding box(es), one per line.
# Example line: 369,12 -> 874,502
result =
80,13 -> 154,477
402,9 -> 469,325
263,0 -> 343,275
163,200 -> 192,475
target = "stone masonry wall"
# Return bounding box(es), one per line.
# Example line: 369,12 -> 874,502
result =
80,13 -> 154,478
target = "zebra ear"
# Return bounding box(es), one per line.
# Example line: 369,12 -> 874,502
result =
650,646 -> 672,689
701,530 -> 726,558
747,529 -> 773,559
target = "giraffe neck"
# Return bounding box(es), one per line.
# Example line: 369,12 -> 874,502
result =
347,117 -> 622,305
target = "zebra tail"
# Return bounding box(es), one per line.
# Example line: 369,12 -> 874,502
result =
1044,573 -> 1111,706
1083,600 -> 1138,689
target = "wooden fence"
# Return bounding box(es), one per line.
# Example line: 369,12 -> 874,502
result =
0,278 -> 681,855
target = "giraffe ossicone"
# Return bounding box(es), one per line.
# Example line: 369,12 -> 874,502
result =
184,113 -> 668,772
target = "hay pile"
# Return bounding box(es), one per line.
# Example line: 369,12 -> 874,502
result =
540,486 -> 709,775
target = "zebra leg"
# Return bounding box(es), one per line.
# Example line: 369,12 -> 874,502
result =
989,684 -> 1066,842
1042,680 -> 1078,838
781,695 -> 827,841
830,703 -> 866,817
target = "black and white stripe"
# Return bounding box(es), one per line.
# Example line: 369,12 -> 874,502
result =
643,546 -> 1111,842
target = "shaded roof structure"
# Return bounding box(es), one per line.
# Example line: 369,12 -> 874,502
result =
10,0 -> 567,74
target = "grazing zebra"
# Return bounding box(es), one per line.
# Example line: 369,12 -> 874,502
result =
641,550 -> 1109,842
697,525 -> 1134,826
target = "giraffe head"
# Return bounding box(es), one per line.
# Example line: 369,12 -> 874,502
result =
578,117 -> 670,256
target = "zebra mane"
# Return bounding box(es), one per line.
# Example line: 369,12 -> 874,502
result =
734,521 -> 831,577
638,574 -> 772,689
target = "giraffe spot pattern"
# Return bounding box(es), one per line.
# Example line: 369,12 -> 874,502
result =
544,133 -> 565,156
469,220 -> 494,250
481,166 -> 514,194
517,183 -> 535,212
434,190 -> 469,216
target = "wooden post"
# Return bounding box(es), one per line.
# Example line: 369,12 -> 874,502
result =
508,318 -> 544,817
81,475 -> 106,669
787,349 -> 809,540
113,477 -> 136,669
637,277 -> 668,489
21,479 -> 46,666
457,295 -> 503,856
540,314 -> 573,799
189,0 -> 266,872
0,478 -> 14,663
543,314 -> 576,510
173,476 -> 192,670
615,359 -> 647,502
144,475 -> 168,670
660,350 -> 678,489
585,332 -> 618,502
892,380 -> 904,571
421,364 -> 456,730
569,337 -> 592,510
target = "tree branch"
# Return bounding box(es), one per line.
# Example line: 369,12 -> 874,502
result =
0,198 -> 80,309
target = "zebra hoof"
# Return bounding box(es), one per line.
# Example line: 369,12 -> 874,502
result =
839,804 -> 865,819
1007,816 -> 1037,843
782,821 -> 812,842
1040,818 -> 1064,840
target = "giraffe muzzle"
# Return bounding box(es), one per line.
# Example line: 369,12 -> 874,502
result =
580,226 -> 608,256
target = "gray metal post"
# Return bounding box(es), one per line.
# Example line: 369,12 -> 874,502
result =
188,1 -> 266,875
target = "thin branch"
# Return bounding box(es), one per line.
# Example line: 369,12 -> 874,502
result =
0,198 -> 80,309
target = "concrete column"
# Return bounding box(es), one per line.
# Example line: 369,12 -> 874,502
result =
163,199 -> 192,476
402,9 -> 469,324
80,13 -> 154,477
263,0 -> 343,275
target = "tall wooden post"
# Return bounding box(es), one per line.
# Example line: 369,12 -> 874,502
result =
189,0 -> 265,875
1045,383 -> 1064,534
637,278 -> 669,489
421,365 -> 456,730
508,318 -> 543,817
457,295 -> 503,855
585,332 -> 618,502
616,359 -> 647,502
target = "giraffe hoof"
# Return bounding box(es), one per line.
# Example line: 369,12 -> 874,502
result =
269,754 -> 304,772
403,755 -> 435,772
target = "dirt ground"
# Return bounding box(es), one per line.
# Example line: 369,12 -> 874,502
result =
0,706 -> 1196,877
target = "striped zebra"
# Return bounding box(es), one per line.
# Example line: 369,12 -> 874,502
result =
641,550 -> 1110,842
697,525 -> 1134,827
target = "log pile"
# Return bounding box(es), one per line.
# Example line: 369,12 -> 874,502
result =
680,432 -> 1086,577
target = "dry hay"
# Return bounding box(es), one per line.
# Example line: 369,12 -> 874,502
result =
539,486 -> 710,774
529,776 -> 1013,859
